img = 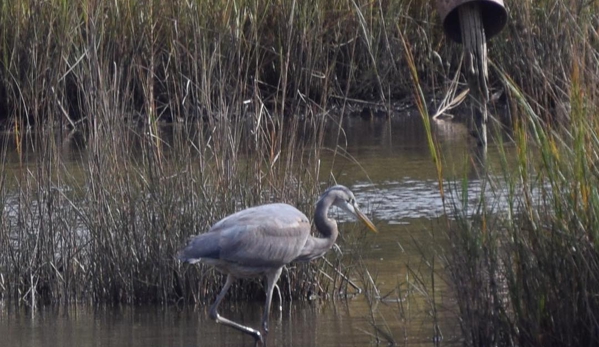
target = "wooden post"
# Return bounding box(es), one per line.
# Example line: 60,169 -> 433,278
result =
459,2 -> 489,147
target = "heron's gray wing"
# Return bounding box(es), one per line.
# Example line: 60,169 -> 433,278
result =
214,203 -> 311,267
177,228 -> 221,263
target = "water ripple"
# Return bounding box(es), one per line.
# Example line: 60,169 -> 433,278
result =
349,179 -> 541,224
352,180 -> 447,223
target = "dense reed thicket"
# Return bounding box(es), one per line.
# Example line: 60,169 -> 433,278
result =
492,1 -> 599,123
0,0 -> 441,129
1,0 -> 593,129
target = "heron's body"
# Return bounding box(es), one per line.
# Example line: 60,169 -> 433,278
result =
180,203 -> 314,276
178,185 -> 377,344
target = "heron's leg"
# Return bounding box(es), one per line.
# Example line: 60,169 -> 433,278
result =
274,284 -> 282,311
262,267 -> 283,334
209,274 -> 263,343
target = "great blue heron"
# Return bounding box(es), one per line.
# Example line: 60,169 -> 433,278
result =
177,185 -> 378,343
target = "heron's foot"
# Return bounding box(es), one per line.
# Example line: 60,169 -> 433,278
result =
212,311 -> 263,344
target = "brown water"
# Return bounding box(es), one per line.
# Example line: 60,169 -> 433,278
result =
0,114 -> 492,347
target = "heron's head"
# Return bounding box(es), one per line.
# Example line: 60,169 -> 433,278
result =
322,185 -> 378,233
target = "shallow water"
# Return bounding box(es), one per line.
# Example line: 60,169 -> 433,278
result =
1,299 -> 461,347
0,114 -> 504,346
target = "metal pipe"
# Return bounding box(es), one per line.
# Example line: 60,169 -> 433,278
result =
436,0 -> 507,43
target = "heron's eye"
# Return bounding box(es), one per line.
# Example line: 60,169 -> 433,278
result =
348,198 -> 355,205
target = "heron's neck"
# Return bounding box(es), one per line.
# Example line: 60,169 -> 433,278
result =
294,195 -> 339,262
312,196 -> 338,249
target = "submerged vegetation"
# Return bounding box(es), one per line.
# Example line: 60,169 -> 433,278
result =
1,0 -> 599,345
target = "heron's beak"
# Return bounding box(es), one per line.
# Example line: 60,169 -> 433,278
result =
355,207 -> 378,233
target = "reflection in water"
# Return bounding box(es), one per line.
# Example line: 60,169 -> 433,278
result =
0,113 -> 500,346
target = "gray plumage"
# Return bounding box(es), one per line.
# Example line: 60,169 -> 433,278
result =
178,185 -> 377,343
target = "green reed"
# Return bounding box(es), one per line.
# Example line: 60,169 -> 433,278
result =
445,75 -> 599,346
441,8 -> 599,346
387,1 -> 599,344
